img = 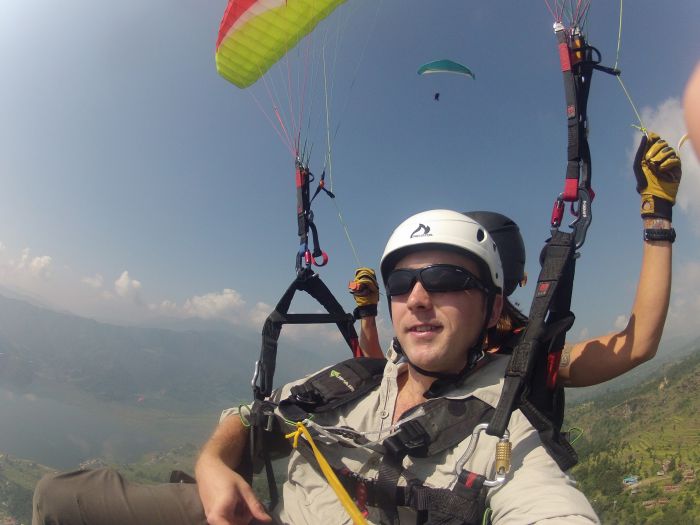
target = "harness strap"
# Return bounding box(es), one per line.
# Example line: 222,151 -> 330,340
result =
486,230 -> 578,470
296,162 -> 329,269
296,162 -> 311,249
555,27 -> 594,204
254,268 -> 361,401
376,455 -> 402,524
336,467 -> 488,525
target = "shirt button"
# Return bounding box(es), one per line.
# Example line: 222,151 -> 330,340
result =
379,410 -> 389,419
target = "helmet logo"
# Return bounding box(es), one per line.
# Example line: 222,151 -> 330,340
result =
410,223 -> 432,238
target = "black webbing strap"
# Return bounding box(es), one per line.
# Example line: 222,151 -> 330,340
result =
487,26 -> 620,471
296,162 -> 327,269
555,27 -> 594,204
407,472 -> 487,525
296,161 -> 311,251
376,398 -> 494,523
253,268 -> 360,400
486,230 -> 577,465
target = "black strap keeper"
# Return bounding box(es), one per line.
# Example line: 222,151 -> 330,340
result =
644,228 -> 676,243
353,305 -> 377,319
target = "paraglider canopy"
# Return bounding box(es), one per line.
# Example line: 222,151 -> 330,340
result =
216,0 -> 349,89
417,59 -> 475,79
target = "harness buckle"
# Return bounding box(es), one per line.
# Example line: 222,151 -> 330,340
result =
250,399 -> 277,433
384,419 -> 429,457
570,187 -> 593,249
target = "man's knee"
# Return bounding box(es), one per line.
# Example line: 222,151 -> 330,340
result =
32,468 -> 119,525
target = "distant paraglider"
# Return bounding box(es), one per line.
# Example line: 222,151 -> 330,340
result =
418,59 -> 475,79
419,60 -> 474,100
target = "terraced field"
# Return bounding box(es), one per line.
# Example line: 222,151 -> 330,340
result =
566,348 -> 700,524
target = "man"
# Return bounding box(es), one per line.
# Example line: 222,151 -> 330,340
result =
195,209 -> 598,524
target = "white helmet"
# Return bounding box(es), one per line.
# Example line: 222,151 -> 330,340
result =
380,209 -> 503,293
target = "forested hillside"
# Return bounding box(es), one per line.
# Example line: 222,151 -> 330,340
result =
567,348 -> 700,524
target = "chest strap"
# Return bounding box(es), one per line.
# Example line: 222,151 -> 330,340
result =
338,468 -> 488,525
376,397 -> 494,523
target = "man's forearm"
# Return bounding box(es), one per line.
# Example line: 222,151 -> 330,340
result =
196,413 -> 249,475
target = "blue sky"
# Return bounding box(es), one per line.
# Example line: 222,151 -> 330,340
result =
1,0 -> 699,347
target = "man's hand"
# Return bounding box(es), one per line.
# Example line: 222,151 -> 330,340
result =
633,131 -> 682,220
196,455 -> 271,525
195,415 -> 271,525
348,267 -> 379,318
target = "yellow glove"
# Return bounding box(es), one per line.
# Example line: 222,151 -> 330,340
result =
633,131 -> 682,220
348,267 -> 379,318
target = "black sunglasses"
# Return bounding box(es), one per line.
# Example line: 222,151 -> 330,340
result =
385,264 -> 489,296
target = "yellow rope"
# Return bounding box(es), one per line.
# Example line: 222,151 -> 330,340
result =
617,75 -> 647,136
612,0 -> 647,136
613,0 -> 623,71
321,45 -> 361,269
286,422 -> 369,525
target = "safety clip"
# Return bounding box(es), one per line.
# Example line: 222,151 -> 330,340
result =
454,424 -> 511,488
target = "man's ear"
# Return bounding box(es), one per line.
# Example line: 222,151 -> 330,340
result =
487,294 -> 504,328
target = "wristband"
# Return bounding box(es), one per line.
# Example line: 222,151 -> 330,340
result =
353,305 -> 377,319
643,228 -> 676,243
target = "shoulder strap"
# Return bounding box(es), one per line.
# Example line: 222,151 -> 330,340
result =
486,230 -> 578,471
279,357 -> 387,421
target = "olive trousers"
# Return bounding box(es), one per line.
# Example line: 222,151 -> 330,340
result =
32,468 -> 207,525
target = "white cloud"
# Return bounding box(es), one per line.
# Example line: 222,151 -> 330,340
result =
614,315 -> 628,331
150,289 -> 250,323
181,289 -> 245,320
81,274 -> 104,288
632,98 -> 700,229
666,261 -> 700,336
6,248 -> 52,278
114,270 -> 142,302
150,299 -> 179,314
29,255 -> 52,276
250,301 -> 273,326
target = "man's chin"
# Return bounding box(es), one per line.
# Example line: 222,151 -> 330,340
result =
405,351 -> 467,376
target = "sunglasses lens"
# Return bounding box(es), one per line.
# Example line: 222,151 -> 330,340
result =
386,265 -> 485,296
386,270 -> 415,296
422,266 -> 472,292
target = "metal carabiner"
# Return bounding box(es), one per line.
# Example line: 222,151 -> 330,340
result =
454,423 -> 512,488
251,359 -> 261,391
551,194 -> 566,229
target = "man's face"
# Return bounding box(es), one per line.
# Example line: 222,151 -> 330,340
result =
390,249 -> 490,374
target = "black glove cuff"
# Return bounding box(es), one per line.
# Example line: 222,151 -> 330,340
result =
644,228 -> 676,244
353,305 -> 377,319
641,196 -> 673,221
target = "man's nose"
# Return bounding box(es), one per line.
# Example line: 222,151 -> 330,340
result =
406,280 -> 432,309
